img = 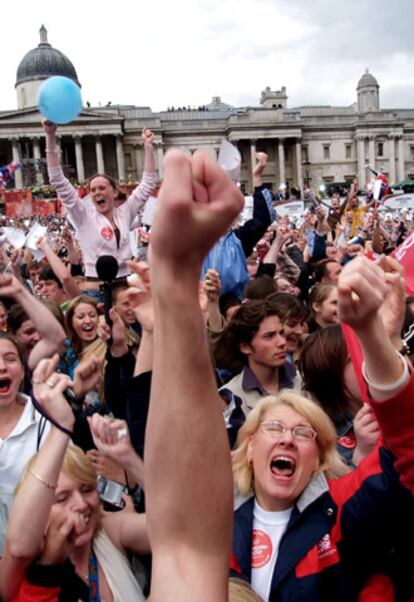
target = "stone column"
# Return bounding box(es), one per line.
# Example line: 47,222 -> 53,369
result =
295,139 -> 303,193
278,138 -> 285,186
134,143 -> 143,180
156,143 -> 164,179
356,136 -> 365,182
398,136 -> 405,181
115,135 -> 126,182
11,138 -> 23,189
388,135 -> 396,184
368,135 -> 375,169
95,136 -> 105,173
250,139 -> 257,188
74,136 -> 85,184
32,138 -> 44,185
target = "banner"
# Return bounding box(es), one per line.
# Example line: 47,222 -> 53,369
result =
392,230 -> 414,295
275,200 -> 305,218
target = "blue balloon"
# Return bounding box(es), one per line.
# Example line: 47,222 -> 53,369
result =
38,76 -> 82,124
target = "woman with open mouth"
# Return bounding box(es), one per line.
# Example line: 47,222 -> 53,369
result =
231,257 -> 414,601
42,119 -> 157,285
0,358 -> 148,601
0,334 -> 50,555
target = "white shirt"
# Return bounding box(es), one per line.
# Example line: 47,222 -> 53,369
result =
48,166 -> 156,278
251,500 -> 292,602
0,395 -> 50,553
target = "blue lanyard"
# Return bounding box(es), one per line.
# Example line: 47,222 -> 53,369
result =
88,548 -> 101,602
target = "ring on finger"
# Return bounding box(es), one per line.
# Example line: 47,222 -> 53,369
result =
117,428 -> 128,440
46,380 -> 56,389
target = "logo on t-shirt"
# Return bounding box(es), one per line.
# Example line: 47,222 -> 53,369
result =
251,529 -> 273,568
100,226 -> 114,241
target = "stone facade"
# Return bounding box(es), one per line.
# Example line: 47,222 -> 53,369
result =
2,29 -> 414,192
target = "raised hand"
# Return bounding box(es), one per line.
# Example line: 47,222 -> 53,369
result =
204,268 -> 221,303
337,256 -> 389,333
41,119 -> 58,137
73,355 -> 102,400
142,128 -> 155,145
32,355 -> 75,433
0,273 -> 24,298
88,414 -> 136,469
150,150 -> 244,269
126,260 -> 154,332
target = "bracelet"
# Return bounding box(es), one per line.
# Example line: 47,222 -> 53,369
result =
45,148 -> 59,154
362,352 -> 409,392
30,390 -> 74,439
28,467 -> 57,490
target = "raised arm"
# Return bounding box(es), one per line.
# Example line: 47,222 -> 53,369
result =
0,274 -> 65,369
147,149 -> 243,601
338,257 -> 414,493
0,358 -> 74,601
125,129 -> 157,222
36,236 -> 81,299
42,120 -> 85,228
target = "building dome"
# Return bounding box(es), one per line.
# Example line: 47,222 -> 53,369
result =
15,25 -> 80,87
357,69 -> 378,90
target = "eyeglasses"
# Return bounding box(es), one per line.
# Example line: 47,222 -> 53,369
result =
259,420 -> 317,442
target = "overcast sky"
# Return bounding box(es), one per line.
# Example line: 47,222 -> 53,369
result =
4,0 -> 414,112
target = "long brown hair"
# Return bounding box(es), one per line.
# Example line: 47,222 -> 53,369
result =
298,325 -> 360,426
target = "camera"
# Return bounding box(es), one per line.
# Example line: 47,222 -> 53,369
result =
96,476 -> 127,512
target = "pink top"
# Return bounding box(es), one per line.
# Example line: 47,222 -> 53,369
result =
49,166 -> 156,277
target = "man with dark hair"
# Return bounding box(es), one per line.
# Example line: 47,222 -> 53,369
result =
313,258 -> 342,283
217,298 -> 295,416
38,266 -> 68,310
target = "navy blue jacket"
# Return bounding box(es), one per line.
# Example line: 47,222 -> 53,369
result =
231,375 -> 414,601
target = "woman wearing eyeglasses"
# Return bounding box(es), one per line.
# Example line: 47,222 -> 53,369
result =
231,257 -> 414,601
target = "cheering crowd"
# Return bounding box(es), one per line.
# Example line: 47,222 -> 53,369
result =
0,124 -> 413,601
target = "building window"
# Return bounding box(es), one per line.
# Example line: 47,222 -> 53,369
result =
345,144 -> 352,159
323,176 -> 334,183
323,144 -> 330,160
410,146 -> 414,160
377,142 -> 384,157
302,145 -> 309,162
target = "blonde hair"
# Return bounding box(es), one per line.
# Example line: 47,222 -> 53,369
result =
229,578 -> 263,601
62,444 -> 97,486
232,390 -> 349,498
16,445 -> 97,497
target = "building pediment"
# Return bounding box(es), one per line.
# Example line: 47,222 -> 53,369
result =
0,107 -> 122,126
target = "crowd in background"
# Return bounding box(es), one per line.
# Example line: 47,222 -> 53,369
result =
0,139 -> 413,601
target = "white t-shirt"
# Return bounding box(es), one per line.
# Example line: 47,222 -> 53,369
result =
0,395 -> 50,553
251,500 -> 292,601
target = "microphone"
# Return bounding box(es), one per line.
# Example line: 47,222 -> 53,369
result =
96,255 -> 119,329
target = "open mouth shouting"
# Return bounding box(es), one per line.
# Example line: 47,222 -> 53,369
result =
81,324 -> 96,337
0,377 -> 12,396
270,455 -> 296,479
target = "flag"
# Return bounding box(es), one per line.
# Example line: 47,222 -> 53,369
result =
367,167 -> 391,201
392,230 -> 414,295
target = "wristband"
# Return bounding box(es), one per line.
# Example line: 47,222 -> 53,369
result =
362,352 -> 409,392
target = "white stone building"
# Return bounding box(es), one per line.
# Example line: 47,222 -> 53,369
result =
1,26 -> 414,193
